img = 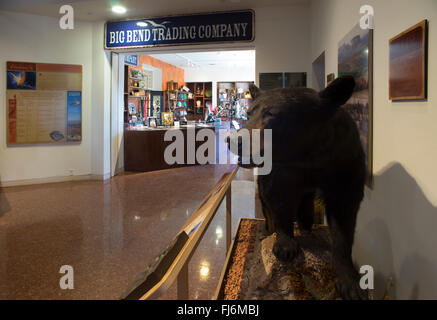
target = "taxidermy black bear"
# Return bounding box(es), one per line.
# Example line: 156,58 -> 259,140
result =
227,76 -> 367,300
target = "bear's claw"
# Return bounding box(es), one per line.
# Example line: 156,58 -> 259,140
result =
273,233 -> 299,262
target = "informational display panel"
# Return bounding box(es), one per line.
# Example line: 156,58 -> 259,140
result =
6,61 -> 82,145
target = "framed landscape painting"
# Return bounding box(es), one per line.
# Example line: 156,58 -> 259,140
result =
389,20 -> 428,101
326,73 -> 335,86
338,23 -> 374,187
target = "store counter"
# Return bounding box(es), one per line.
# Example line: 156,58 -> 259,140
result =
124,123 -> 226,172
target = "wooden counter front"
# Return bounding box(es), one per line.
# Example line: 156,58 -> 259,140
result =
124,126 -> 220,172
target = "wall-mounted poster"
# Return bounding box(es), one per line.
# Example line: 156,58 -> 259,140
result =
66,91 -> 82,142
338,24 -> 373,186
153,96 -> 161,114
389,20 -> 428,101
6,61 -> 82,145
150,90 -> 163,120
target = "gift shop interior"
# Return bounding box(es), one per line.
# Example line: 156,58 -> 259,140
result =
124,50 -> 255,129
122,50 -> 255,172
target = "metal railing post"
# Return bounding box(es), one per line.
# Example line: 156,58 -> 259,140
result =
226,184 -> 232,253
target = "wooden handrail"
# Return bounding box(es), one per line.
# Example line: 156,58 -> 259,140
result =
121,165 -> 238,300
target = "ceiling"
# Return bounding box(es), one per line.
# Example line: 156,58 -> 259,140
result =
149,50 -> 255,70
0,0 -> 310,22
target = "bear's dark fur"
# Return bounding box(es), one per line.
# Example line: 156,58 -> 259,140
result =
229,76 -> 366,300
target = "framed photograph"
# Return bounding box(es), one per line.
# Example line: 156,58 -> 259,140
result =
161,112 -> 174,126
389,20 -> 428,101
338,23 -> 373,187
326,73 -> 335,86
148,117 -> 157,128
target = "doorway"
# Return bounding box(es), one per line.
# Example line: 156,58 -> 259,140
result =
110,48 -> 256,176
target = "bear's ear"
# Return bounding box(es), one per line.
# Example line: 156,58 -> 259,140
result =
319,75 -> 355,107
249,84 -> 262,99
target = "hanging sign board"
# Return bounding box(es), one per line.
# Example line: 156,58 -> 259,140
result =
104,10 -> 254,50
124,55 -> 138,66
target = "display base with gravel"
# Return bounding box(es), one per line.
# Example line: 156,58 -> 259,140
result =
222,219 -> 339,300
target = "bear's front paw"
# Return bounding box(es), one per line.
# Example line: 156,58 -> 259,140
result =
273,233 -> 299,262
333,262 -> 368,300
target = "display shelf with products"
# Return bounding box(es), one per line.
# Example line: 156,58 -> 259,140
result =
217,81 -> 253,125
166,82 -> 212,122
166,81 -> 182,116
124,65 -> 153,124
185,82 -> 213,121
127,67 -> 153,95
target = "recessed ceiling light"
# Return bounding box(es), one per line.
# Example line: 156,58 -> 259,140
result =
137,21 -> 148,27
112,5 -> 127,14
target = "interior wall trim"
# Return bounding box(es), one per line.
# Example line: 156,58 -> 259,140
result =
0,173 -> 111,187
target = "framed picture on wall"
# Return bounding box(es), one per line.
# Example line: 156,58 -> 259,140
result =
338,23 -> 374,187
326,73 -> 335,86
389,20 -> 428,101
259,72 -> 307,90
150,90 -> 164,119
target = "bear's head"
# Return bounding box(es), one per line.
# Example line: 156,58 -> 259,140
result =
227,75 -> 355,171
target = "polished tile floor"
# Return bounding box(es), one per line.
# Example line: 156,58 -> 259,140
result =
0,165 -> 260,300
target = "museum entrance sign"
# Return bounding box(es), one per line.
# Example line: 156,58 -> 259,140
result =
104,10 -> 254,50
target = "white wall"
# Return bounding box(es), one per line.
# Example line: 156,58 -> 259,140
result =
142,64 -> 162,91
0,11 -> 92,184
91,22 -> 112,179
184,63 -> 255,107
255,5 -> 311,85
310,0 -> 437,299
0,11 -> 111,185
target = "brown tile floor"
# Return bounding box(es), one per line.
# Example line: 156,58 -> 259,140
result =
0,165 -> 261,300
